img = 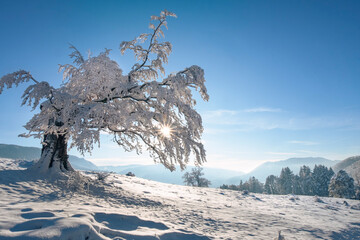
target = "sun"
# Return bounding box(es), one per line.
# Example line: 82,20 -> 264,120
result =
160,125 -> 172,138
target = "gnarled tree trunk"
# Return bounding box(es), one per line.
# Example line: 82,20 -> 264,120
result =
32,133 -> 74,173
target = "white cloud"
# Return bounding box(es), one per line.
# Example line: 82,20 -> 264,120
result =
296,150 -> 319,155
202,108 -> 360,133
266,152 -> 297,156
203,109 -> 238,118
289,140 -> 319,146
243,107 -> 282,113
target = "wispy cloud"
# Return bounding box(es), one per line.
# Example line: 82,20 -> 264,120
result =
266,152 -> 297,156
289,140 -> 319,145
243,107 -> 282,113
202,108 -> 360,132
296,150 -> 319,155
203,109 -> 238,118
203,107 -> 282,117
203,109 -> 282,130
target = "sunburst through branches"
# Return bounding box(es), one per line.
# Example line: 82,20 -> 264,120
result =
159,124 -> 173,138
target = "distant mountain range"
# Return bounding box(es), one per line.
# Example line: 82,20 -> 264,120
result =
0,144 -> 40,161
0,143 -> 243,187
98,164 -> 244,187
230,157 -> 340,183
0,143 -> 347,187
0,143 -> 98,171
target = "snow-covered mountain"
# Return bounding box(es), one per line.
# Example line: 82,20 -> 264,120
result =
0,157 -> 359,239
227,157 -> 339,183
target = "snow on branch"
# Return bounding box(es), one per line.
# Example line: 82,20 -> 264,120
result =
0,70 -> 36,94
68,44 -> 85,66
21,82 -> 53,110
120,10 -> 176,82
0,10 -> 209,171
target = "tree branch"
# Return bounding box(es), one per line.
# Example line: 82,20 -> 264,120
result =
128,19 -> 166,82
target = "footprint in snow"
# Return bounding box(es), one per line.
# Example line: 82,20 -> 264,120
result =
20,208 -> 33,212
10,219 -> 54,232
21,212 -> 55,219
94,212 -> 169,231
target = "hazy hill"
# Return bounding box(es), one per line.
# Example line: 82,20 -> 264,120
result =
333,155 -> 360,183
98,164 -> 244,187
0,143 -> 243,187
0,143 -> 98,171
0,143 -> 40,161
1,143 -> 345,187
227,157 -> 339,183
333,155 -> 360,173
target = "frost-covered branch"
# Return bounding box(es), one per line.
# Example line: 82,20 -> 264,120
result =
0,70 -> 36,94
68,44 -> 85,66
0,10 -> 209,171
120,10 -> 176,82
0,70 -> 56,111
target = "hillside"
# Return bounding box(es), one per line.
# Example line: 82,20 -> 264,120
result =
0,143 -> 244,187
227,157 -> 339,183
333,156 -> 360,183
0,143 -> 98,171
0,158 -> 360,239
99,164 -> 244,187
333,156 -> 360,173
0,143 -> 40,161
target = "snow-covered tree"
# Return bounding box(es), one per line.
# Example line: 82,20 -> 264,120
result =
329,170 -> 355,199
0,10 -> 209,174
249,176 -> 264,193
312,165 -> 334,197
264,175 -> 279,195
278,167 -> 294,194
182,167 -> 211,187
298,165 -> 313,195
292,174 -> 302,195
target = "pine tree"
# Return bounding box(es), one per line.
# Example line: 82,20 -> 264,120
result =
279,167 -> 294,194
329,170 -> 355,199
298,165 -> 313,195
292,175 -> 302,195
264,175 -> 279,194
312,165 -> 334,196
247,176 -> 264,193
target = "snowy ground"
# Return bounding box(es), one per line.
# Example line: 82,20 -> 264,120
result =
0,158 -> 360,240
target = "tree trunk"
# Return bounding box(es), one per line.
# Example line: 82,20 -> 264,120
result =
32,133 -> 74,173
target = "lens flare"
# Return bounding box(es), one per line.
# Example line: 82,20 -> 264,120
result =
160,125 -> 172,138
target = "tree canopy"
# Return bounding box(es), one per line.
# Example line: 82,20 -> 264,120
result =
0,10 -> 209,172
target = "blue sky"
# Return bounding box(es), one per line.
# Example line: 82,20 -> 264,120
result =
0,0 -> 359,172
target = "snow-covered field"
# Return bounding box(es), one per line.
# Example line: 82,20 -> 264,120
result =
0,158 -> 360,240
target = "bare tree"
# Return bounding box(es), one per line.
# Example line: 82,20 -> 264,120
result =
183,167 -> 211,187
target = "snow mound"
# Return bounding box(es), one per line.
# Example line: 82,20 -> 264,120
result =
1,158 -> 360,239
